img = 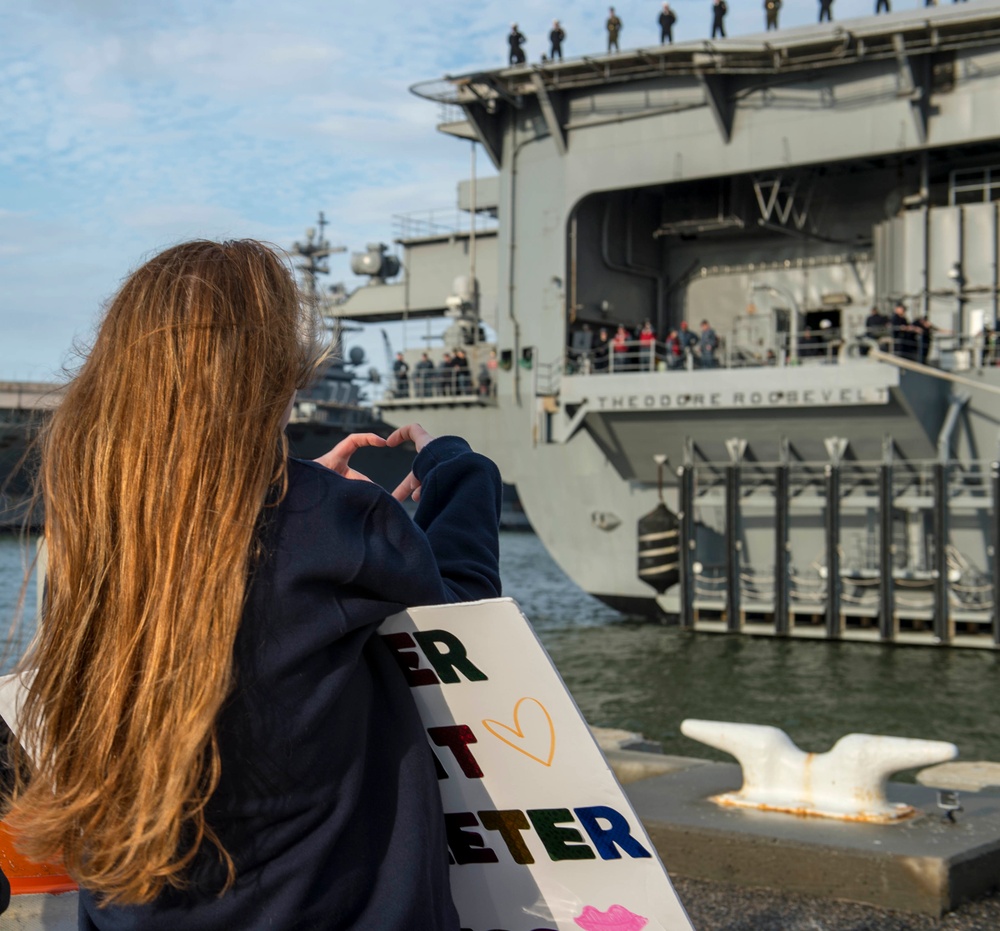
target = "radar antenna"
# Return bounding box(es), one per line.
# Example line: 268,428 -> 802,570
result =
290,211 -> 347,302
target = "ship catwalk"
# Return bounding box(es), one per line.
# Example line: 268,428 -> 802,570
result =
335,5 -> 1000,648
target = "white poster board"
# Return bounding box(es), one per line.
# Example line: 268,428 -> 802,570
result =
379,597 -> 694,931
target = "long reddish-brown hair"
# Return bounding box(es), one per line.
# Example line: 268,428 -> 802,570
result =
5,239 -> 324,904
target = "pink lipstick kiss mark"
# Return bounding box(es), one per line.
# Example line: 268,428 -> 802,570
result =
481,697 -> 556,766
574,904 -> 649,931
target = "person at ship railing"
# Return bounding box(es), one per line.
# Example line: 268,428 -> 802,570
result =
2,239 -> 503,931
594,326 -> 611,372
817,318 -> 840,362
486,347 -> 499,393
453,348 -> 472,394
915,313 -> 954,366
569,323 -> 595,374
891,301 -> 921,361
678,319 -> 698,367
915,315 -> 934,365
862,305 -> 889,356
665,328 -> 683,369
437,350 -> 454,396
818,0 -> 834,22
638,319 -> 657,371
980,323 -> 997,366
392,350 -> 409,398
798,327 -> 823,359
699,319 -> 719,368
415,351 -> 434,397
611,323 -> 632,371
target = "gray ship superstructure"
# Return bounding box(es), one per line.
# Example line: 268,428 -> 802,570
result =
338,6 -> 1000,647
283,216 -> 406,479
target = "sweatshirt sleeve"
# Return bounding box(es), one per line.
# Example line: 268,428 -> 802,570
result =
411,435 -> 503,603
274,437 -> 501,636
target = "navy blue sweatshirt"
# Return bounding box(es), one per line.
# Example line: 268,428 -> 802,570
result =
80,436 -> 502,930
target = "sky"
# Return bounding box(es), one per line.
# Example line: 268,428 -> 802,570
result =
0,0 -> 948,381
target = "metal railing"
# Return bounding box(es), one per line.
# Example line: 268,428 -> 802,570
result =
392,208 -> 498,241
379,368 -> 497,404
563,328 -> 1000,376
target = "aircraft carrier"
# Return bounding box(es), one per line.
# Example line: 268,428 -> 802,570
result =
335,4 -> 1000,647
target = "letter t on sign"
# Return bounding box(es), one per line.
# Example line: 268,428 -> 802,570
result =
429,725 -> 484,777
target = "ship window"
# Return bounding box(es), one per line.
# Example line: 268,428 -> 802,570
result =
949,167 -> 1000,206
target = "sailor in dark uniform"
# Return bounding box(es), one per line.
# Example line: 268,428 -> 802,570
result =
711,0 -> 727,38
606,7 -> 622,52
863,306 -> 888,355
765,0 -> 781,30
818,0 -> 834,21
875,0 -> 890,12
659,3 -> 677,43
508,24 -> 526,65
549,20 -> 565,60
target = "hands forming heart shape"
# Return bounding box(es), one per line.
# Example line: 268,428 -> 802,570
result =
312,422 -> 435,503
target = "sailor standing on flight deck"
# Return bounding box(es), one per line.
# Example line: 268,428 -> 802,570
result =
606,7 -> 622,51
549,20 -> 565,60
659,3 -> 677,42
818,0 -> 834,21
765,0 -> 781,29
508,23 -> 526,65
711,0 -> 727,38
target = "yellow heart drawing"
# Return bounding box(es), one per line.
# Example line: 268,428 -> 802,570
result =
482,697 -> 556,767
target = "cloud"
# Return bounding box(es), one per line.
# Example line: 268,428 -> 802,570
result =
0,0 -> 908,377
118,202 -> 257,238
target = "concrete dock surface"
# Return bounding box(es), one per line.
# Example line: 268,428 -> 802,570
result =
672,875 -> 1000,930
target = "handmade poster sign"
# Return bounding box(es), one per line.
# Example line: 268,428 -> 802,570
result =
379,597 -> 694,931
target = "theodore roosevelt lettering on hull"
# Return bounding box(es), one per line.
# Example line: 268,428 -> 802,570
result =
591,386 -> 887,411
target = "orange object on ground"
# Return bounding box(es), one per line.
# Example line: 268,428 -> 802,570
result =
0,820 -> 77,895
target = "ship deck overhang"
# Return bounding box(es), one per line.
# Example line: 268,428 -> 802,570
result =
413,5 -> 1000,169
413,6 -> 1000,105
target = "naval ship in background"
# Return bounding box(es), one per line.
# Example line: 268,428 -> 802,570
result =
0,220 -> 414,529
0,218 -> 528,529
335,4 -> 1000,648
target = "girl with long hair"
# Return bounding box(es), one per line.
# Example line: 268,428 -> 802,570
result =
3,239 -> 502,929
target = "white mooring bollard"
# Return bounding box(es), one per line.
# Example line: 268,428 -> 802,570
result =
681,719 -> 958,823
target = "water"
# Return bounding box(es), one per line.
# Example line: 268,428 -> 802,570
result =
3,532 -> 999,769
0,534 -> 37,673
499,531 -> 1000,770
